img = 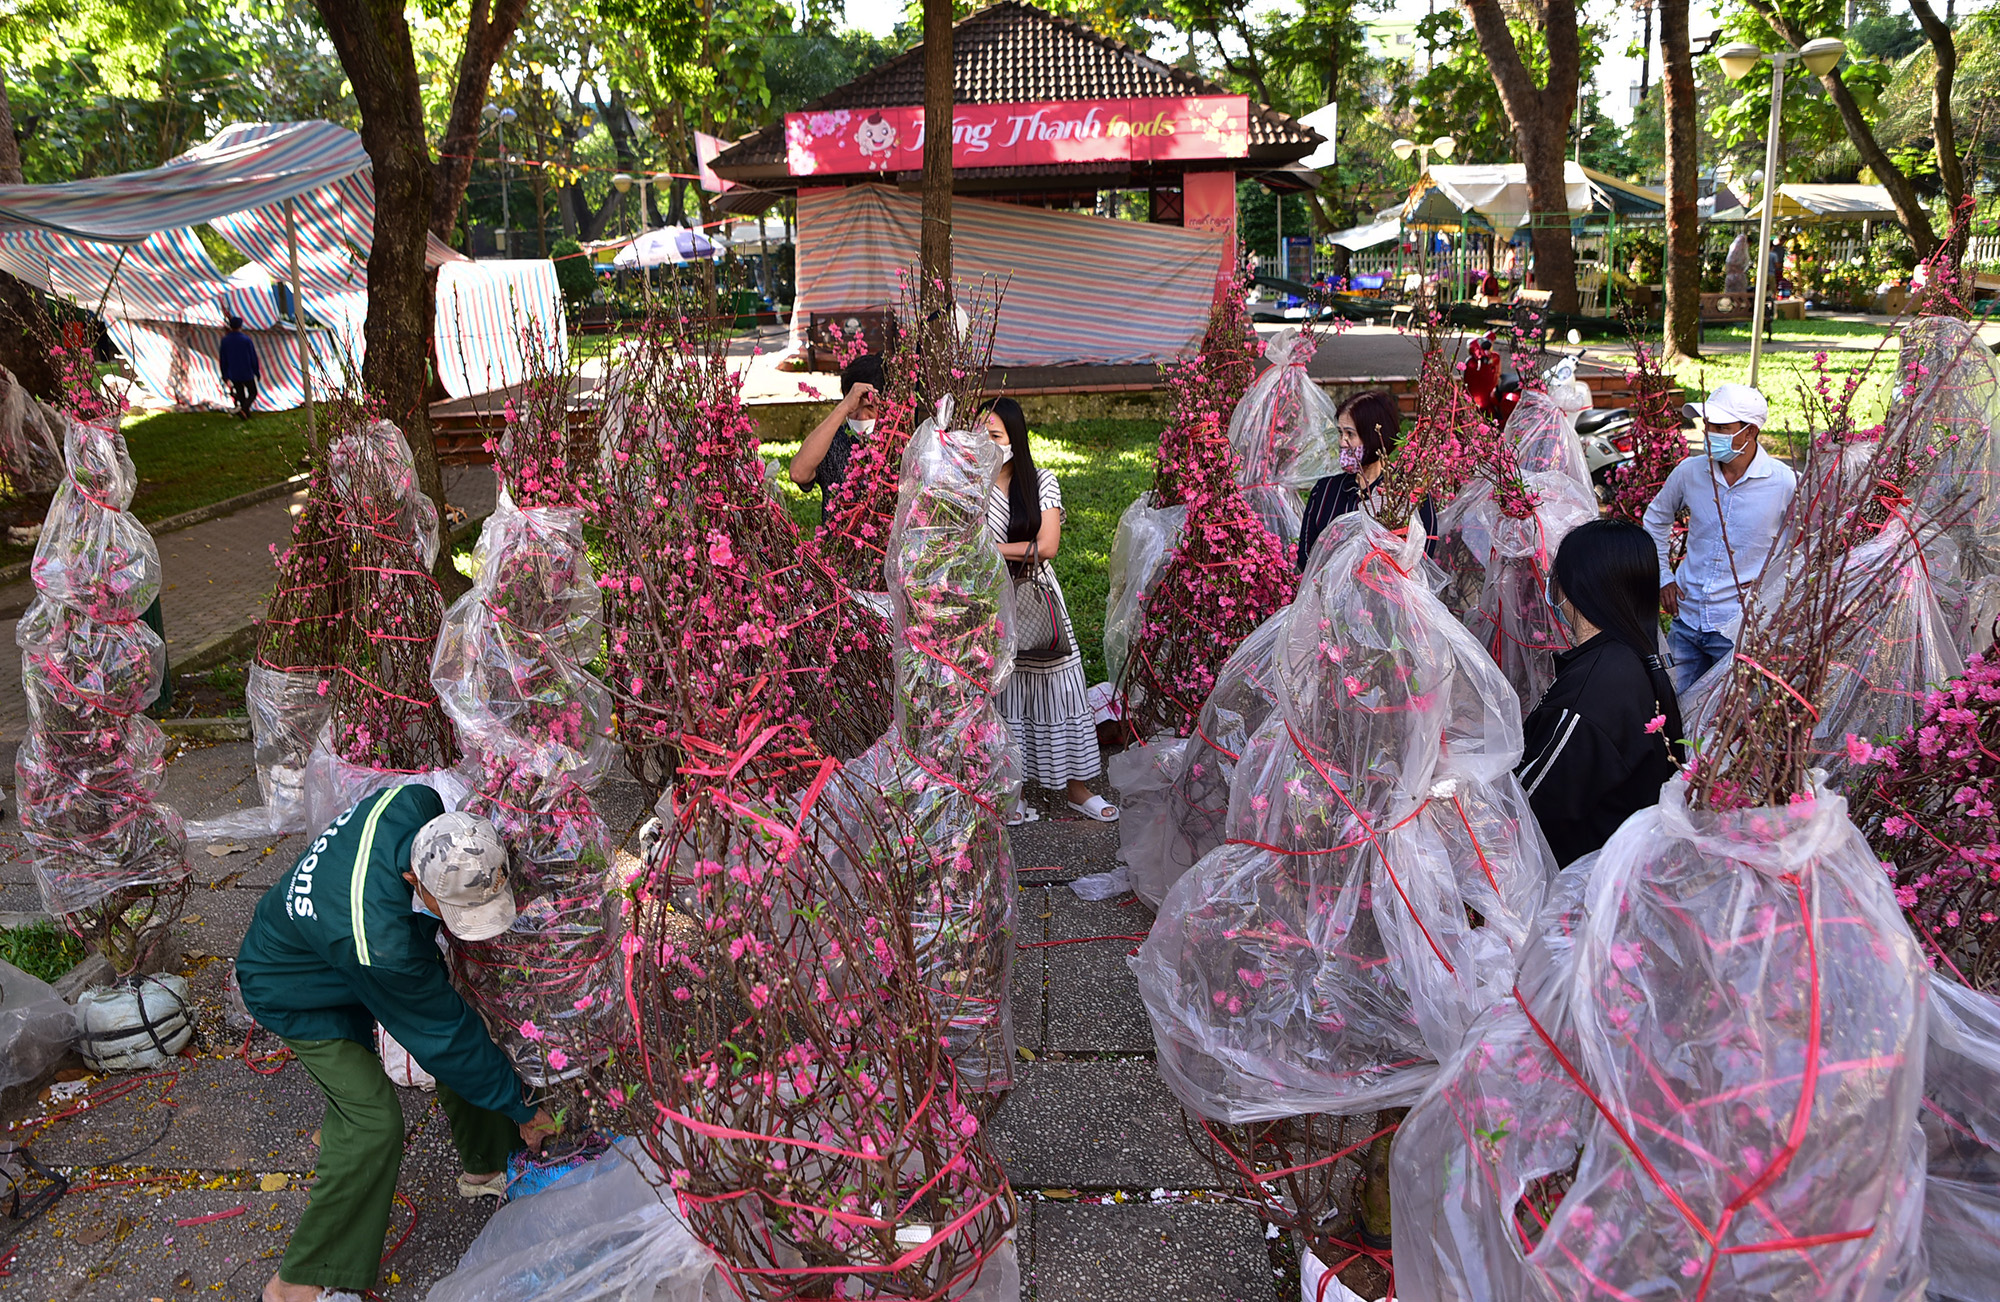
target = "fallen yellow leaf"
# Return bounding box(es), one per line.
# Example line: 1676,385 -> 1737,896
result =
259,1173 -> 288,1192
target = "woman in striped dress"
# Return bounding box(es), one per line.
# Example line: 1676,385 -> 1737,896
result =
982,398 -> 1118,823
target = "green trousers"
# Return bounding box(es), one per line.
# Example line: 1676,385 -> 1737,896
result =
279,1036 -> 520,1291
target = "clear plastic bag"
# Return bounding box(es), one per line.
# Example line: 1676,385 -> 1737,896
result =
1102,492 -> 1187,688
1505,385 -> 1594,493
1921,974 -> 2000,1302
1134,513 -> 1556,1122
328,417 -> 441,569
1898,315 -> 2000,656
0,958 -> 77,1092
186,666 -> 333,841
18,413 -> 186,919
0,364 -> 65,494
425,1138 -> 724,1302
1227,328 -> 1340,554
1115,609 -> 1289,909
302,731 -> 469,834
1391,778 -> 1928,1302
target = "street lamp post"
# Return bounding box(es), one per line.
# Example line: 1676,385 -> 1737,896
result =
481,104 -> 518,254
1715,36 -> 1845,387
1391,135 -> 1456,288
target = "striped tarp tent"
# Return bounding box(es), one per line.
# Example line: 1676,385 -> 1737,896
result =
0,121 -> 562,407
794,185 -> 1224,367
435,261 -> 566,399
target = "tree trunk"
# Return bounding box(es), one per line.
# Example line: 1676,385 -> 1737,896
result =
1744,0 -> 1939,259
0,78 -> 61,400
0,77 -> 22,183
428,0 -> 532,240
1660,0 -> 1701,359
1464,0 -> 1582,313
920,0 -> 954,312
1911,0 -> 1967,257
311,0 -> 457,592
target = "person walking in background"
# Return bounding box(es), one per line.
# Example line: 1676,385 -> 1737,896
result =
789,353 -> 882,520
1517,520 -> 1686,866
218,315 -> 260,420
1294,390 -> 1436,571
1641,383 -> 1796,693
982,396 -> 1117,824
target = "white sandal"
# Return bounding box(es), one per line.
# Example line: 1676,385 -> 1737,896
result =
1005,804 -> 1041,827
1067,794 -> 1120,822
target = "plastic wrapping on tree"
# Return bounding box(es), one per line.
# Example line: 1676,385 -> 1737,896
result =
1226,328 -> 1340,553
185,666 -> 333,841
324,417 -> 456,783
1918,974 -> 2000,1302
1120,412 -> 1297,741
0,364 -> 65,494
433,492 -> 619,1086
1114,608 -> 1287,910
1101,493 -> 1186,689
17,411 -> 188,930
1430,389 -> 1599,712
1134,513 -> 1557,1122
1391,778 -> 1928,1301
867,402 -> 1019,1092
1898,316 -> 2000,654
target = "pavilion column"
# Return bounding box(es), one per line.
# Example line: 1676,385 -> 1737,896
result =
1182,170 -> 1239,293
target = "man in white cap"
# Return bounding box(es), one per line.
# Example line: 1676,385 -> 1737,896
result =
1642,382 -> 1798,692
237,787 -> 556,1302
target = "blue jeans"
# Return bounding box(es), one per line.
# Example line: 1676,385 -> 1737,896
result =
1667,618 -> 1734,694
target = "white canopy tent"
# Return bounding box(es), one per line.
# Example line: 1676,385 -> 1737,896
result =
1326,205 -> 1404,251
1731,184 -> 1900,224
1404,162 -> 1593,232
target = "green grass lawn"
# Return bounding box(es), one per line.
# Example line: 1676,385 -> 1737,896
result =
760,416 -> 1162,683
1702,318 -> 1899,342
0,403 -> 317,572
1668,342 -> 1899,456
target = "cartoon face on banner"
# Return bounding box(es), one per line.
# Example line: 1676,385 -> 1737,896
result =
855,112 -> 899,167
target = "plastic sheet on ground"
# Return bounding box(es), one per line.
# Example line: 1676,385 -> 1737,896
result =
425,1137 -> 725,1302
0,959 -> 77,1092
1391,778 -> 1928,1302
1103,492 -> 1187,688
1227,328 -> 1339,554
1114,610 -> 1289,910
1922,974 -> 2000,1302
1134,513 -> 1557,1122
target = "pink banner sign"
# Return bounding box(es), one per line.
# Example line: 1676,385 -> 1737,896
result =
784,97 -> 1251,177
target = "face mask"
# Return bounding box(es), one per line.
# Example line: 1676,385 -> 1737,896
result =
1544,585 -> 1576,639
996,442 -> 1013,463
846,418 -> 876,436
1339,445 -> 1363,473
1706,431 -> 1740,462
411,894 -> 441,921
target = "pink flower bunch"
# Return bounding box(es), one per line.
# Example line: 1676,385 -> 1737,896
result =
1123,413 -> 1297,738
594,319 -> 889,797
1603,337 -> 1690,527
1378,341 -> 1524,527
1851,651 -> 2000,986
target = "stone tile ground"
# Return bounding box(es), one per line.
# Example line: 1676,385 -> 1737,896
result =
0,747 -> 1283,1301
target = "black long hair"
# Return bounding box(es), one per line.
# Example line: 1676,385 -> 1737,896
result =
984,396 -> 1042,545
1550,519 -> 1686,760
1337,390 -> 1401,469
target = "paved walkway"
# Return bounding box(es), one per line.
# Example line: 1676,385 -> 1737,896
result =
0,466 -> 496,752
0,747 -> 1277,1302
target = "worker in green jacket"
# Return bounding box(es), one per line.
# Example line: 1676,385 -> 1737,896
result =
237,785 -> 556,1302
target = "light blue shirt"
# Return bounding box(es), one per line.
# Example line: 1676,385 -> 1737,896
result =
1641,448 -> 1797,634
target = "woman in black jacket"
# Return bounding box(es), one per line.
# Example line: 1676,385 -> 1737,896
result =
1516,519 -> 1686,867
1296,390 -> 1437,571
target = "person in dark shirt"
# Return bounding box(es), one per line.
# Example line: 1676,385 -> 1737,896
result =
1296,389 -> 1436,571
789,353 -> 883,521
238,791 -> 556,1302
217,315 -> 260,420
1516,519 -> 1686,867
